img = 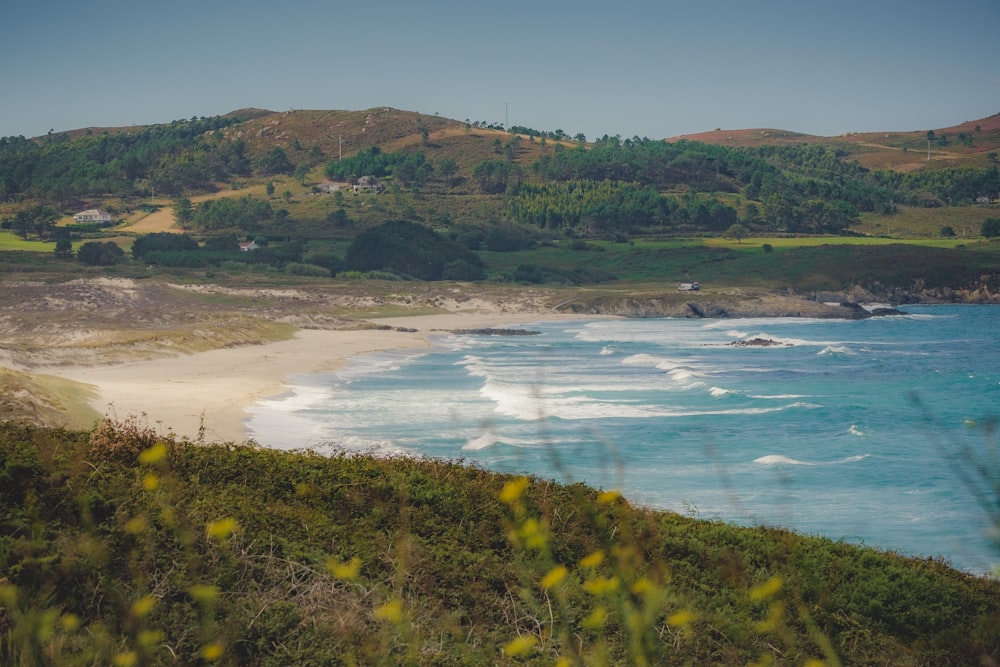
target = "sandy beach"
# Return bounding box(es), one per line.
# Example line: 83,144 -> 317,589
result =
49,311 -> 578,444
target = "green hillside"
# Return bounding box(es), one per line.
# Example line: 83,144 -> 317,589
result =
2,420 -> 998,665
2,107 -> 1000,304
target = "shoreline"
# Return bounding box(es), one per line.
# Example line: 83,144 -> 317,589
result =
48,311 -> 589,444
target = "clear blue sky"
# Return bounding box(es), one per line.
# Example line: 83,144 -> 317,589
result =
2,0 -> 997,141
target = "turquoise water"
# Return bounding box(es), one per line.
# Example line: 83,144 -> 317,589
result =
247,305 -> 1000,575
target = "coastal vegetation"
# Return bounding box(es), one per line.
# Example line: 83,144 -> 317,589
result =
2,420 -> 998,665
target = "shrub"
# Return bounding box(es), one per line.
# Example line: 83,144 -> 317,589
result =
283,262 -> 331,277
76,241 -> 125,266
982,218 -> 1000,238
345,220 -> 483,281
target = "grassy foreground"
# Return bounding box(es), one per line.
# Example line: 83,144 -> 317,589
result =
1,419 -> 998,666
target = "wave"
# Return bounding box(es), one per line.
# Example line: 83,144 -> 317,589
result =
754,455 -> 814,466
818,345 -> 856,356
748,393 -> 811,399
754,452 -> 871,466
463,431 -> 497,451
600,346 -> 616,356
848,424 -> 865,437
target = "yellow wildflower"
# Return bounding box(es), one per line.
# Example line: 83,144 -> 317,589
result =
130,595 -> 156,618
579,550 -> 605,569
374,598 -> 404,623
141,473 -> 159,491
503,635 -> 537,657
124,516 -> 148,534
581,606 -> 607,629
326,556 -> 362,580
540,565 -> 568,591
499,476 -> 529,504
112,651 -> 138,667
200,642 -> 225,662
597,489 -> 621,504
188,584 -> 220,604
667,609 -> 695,628
206,517 -> 238,541
749,575 -> 783,602
138,442 -> 168,465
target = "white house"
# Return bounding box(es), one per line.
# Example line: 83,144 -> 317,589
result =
352,175 -> 383,194
73,209 -> 113,224
239,241 -> 259,252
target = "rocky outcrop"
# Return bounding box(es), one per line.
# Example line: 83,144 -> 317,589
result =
729,338 -> 790,347
562,293 -> 904,320
448,328 -> 542,336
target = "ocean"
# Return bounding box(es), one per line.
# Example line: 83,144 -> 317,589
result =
246,305 -> 1000,575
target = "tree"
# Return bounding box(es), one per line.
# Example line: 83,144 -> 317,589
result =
174,197 -> 194,228
131,232 -> 199,260
294,164 -> 310,185
266,181 -> 276,197
13,205 -> 59,240
940,225 -> 956,238
77,241 -> 125,265
438,158 -> 458,186
724,223 -> 749,244
259,147 -> 294,175
982,218 -> 1000,238
345,219 -> 483,280
473,160 -> 522,195
54,237 -> 73,258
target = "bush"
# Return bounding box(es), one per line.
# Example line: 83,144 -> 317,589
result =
345,220 -> 483,281
283,262 -> 331,277
131,232 -> 200,260
77,241 -> 126,266
441,259 -> 485,281
982,218 -> 1000,238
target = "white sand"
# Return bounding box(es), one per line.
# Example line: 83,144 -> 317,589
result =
52,312 -> 576,444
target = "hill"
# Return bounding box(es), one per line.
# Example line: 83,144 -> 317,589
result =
2,420 -> 998,665
669,112 -> 1000,172
1,106 -> 999,299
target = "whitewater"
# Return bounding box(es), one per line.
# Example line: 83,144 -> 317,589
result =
247,305 -> 1000,575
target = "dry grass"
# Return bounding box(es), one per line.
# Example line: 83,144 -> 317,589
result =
0,367 -> 100,428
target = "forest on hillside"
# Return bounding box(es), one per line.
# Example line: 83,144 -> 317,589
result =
2,112 -> 1000,284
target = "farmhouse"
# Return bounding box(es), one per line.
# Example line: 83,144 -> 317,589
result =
73,209 -> 113,224
353,175 -> 383,194
238,241 -> 259,252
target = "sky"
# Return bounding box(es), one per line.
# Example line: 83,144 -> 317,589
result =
3,0 -> 998,141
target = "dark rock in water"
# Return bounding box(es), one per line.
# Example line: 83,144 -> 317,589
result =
869,307 -> 907,317
839,302 -> 873,320
730,338 -> 790,347
451,328 -> 542,336
839,302 -> 907,319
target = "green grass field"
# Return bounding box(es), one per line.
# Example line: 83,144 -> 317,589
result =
0,231 -> 53,251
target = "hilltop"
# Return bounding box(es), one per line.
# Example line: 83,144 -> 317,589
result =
669,112 -> 1000,172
